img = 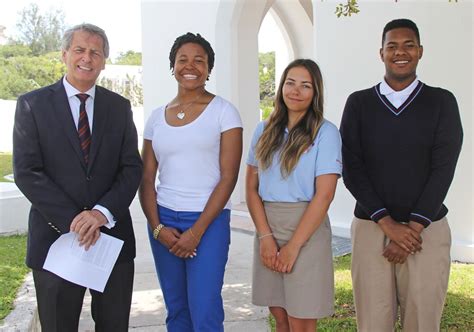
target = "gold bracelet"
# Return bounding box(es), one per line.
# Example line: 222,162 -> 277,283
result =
188,228 -> 200,244
152,224 -> 164,240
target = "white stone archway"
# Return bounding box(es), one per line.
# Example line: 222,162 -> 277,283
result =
214,0 -> 314,203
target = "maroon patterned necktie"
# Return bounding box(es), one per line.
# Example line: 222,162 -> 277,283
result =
76,94 -> 91,165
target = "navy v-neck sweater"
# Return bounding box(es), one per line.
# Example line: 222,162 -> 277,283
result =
340,82 -> 463,227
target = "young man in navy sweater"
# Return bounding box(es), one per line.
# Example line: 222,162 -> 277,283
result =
340,19 -> 463,331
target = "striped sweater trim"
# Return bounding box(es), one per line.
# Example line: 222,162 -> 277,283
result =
370,208 -> 388,222
410,213 -> 432,227
374,81 -> 424,116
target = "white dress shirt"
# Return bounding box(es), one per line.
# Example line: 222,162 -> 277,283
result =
380,77 -> 419,108
63,76 -> 116,229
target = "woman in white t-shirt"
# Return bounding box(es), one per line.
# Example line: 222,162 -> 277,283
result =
139,33 -> 243,332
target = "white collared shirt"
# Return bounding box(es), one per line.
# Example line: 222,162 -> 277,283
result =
380,77 -> 419,108
63,76 -> 96,131
62,76 -> 115,229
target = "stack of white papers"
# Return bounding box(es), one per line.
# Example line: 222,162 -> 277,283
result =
43,232 -> 123,292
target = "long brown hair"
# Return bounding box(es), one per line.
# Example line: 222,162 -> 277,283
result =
255,59 -> 324,177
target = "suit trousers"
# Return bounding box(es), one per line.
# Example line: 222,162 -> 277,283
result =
148,205 -> 231,332
351,217 -> 451,332
33,260 -> 134,332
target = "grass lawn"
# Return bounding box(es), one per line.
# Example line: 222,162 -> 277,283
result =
0,235 -> 29,322
270,255 -> 474,331
0,237 -> 472,328
0,153 -> 13,182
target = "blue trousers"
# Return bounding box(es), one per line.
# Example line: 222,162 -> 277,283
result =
148,205 -> 231,332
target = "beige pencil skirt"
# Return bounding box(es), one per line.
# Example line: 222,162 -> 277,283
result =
252,201 -> 334,319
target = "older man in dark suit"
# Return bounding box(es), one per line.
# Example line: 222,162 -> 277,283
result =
13,23 -> 142,331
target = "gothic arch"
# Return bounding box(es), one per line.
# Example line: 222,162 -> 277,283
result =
215,0 -> 314,202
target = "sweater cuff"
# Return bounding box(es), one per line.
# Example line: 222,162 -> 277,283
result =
410,213 -> 432,228
370,208 -> 389,222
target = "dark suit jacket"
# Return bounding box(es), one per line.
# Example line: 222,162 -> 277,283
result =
13,79 -> 143,270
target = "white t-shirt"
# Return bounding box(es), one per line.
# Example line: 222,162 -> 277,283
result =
143,95 -> 242,211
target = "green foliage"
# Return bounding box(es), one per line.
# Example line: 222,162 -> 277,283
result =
335,0 -> 360,18
0,44 -> 31,58
259,51 -> 275,101
0,49 -> 65,100
259,51 -> 275,120
0,4 -> 66,99
115,50 -> 142,65
260,99 -> 273,121
335,0 -> 455,17
270,255 -> 474,331
0,153 -> 13,182
0,235 -> 28,322
15,3 -> 65,56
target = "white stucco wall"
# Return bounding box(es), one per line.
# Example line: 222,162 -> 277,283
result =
141,1 -> 219,113
0,100 -> 17,152
0,183 -> 30,234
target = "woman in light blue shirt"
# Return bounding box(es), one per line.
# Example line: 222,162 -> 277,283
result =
246,59 -> 342,331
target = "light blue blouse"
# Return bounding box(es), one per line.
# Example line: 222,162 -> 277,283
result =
246,120 -> 342,202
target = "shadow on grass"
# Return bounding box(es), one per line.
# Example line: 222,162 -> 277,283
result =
441,291 -> 474,330
268,287 -> 357,331
319,287 -> 356,331
0,235 -> 28,321
271,254 -> 473,331
0,153 -> 13,182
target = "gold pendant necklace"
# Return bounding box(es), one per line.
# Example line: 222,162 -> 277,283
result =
176,93 -> 204,120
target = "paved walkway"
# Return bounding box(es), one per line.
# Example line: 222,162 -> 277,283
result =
1,199 -> 351,331
78,213 -> 270,331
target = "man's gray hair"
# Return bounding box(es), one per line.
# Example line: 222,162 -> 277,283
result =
62,23 -> 110,58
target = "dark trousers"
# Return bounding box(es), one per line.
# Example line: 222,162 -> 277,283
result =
33,261 -> 134,332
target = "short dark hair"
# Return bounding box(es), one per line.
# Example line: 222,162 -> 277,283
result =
382,19 -> 420,46
169,32 -> 215,73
